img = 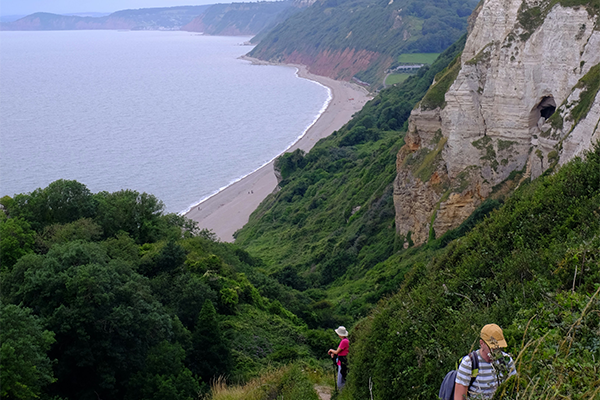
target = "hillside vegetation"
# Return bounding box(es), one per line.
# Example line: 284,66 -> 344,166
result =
239,28 -> 599,398
249,0 -> 478,85
342,145 -> 600,399
2,5 -> 599,398
235,36 -> 467,326
0,182 -> 329,399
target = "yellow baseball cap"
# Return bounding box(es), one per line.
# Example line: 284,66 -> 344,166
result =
480,324 -> 507,349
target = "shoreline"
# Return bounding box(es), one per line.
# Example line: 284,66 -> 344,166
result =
185,58 -> 371,242
179,57 -> 334,216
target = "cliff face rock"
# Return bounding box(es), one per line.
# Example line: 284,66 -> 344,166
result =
277,49 -> 388,81
292,0 -> 318,7
394,0 -> 600,246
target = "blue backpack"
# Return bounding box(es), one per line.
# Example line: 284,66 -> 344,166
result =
439,351 -> 479,400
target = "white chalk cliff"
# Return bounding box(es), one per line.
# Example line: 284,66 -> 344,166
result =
394,0 -> 600,246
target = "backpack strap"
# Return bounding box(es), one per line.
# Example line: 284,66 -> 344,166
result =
468,351 -> 479,389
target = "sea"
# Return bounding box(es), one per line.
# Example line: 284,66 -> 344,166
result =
0,31 -> 330,213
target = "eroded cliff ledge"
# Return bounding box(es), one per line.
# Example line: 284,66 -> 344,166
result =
394,0 -> 600,246
273,49 -> 389,82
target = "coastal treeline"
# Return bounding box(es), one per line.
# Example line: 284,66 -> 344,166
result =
0,182 -> 326,399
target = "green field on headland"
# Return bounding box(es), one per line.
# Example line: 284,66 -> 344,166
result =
397,53 -> 441,64
385,73 -> 411,85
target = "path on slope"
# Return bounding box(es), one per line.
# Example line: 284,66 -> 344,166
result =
314,385 -> 332,400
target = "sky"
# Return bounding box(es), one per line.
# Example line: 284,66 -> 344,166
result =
0,0 -> 236,16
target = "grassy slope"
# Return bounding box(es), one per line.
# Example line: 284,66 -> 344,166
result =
397,53 -> 441,64
385,73 -> 411,85
236,37 -> 466,324
210,364 -> 321,400
342,145 -> 600,399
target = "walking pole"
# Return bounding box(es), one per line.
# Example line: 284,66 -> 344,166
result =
332,355 -> 338,393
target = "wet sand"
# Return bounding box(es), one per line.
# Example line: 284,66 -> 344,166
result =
185,59 -> 371,242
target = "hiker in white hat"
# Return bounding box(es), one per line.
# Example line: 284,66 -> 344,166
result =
328,326 -> 349,390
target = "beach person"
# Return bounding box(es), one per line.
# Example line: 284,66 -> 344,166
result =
454,324 -> 516,399
328,326 -> 349,390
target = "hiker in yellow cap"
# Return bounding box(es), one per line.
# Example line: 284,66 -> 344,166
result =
454,324 -> 516,399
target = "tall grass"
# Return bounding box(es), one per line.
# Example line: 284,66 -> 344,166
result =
209,364 -> 322,400
494,285 -> 600,400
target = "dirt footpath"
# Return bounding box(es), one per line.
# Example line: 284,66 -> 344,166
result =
314,385 -> 332,400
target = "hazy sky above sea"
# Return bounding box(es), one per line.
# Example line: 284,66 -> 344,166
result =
1,0 -> 262,16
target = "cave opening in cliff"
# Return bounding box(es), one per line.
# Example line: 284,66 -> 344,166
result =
530,96 -> 557,128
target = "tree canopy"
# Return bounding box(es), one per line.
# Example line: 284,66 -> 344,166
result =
0,182 -> 323,400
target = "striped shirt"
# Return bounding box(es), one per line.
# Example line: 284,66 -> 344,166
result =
455,350 -> 516,399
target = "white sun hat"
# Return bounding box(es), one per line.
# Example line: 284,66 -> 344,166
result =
335,326 -> 348,337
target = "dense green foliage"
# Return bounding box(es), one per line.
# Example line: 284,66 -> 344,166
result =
341,145 -> 600,399
249,0 -> 477,84
569,62 -> 600,126
0,181 -> 334,400
0,303 -> 56,399
236,37 -> 469,325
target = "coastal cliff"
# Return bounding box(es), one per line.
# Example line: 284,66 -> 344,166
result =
248,0 -> 478,85
394,0 -> 600,246
181,1 -> 293,36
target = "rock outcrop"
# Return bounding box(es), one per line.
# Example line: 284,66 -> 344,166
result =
394,0 -> 600,246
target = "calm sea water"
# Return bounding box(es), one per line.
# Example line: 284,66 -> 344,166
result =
0,31 -> 330,213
